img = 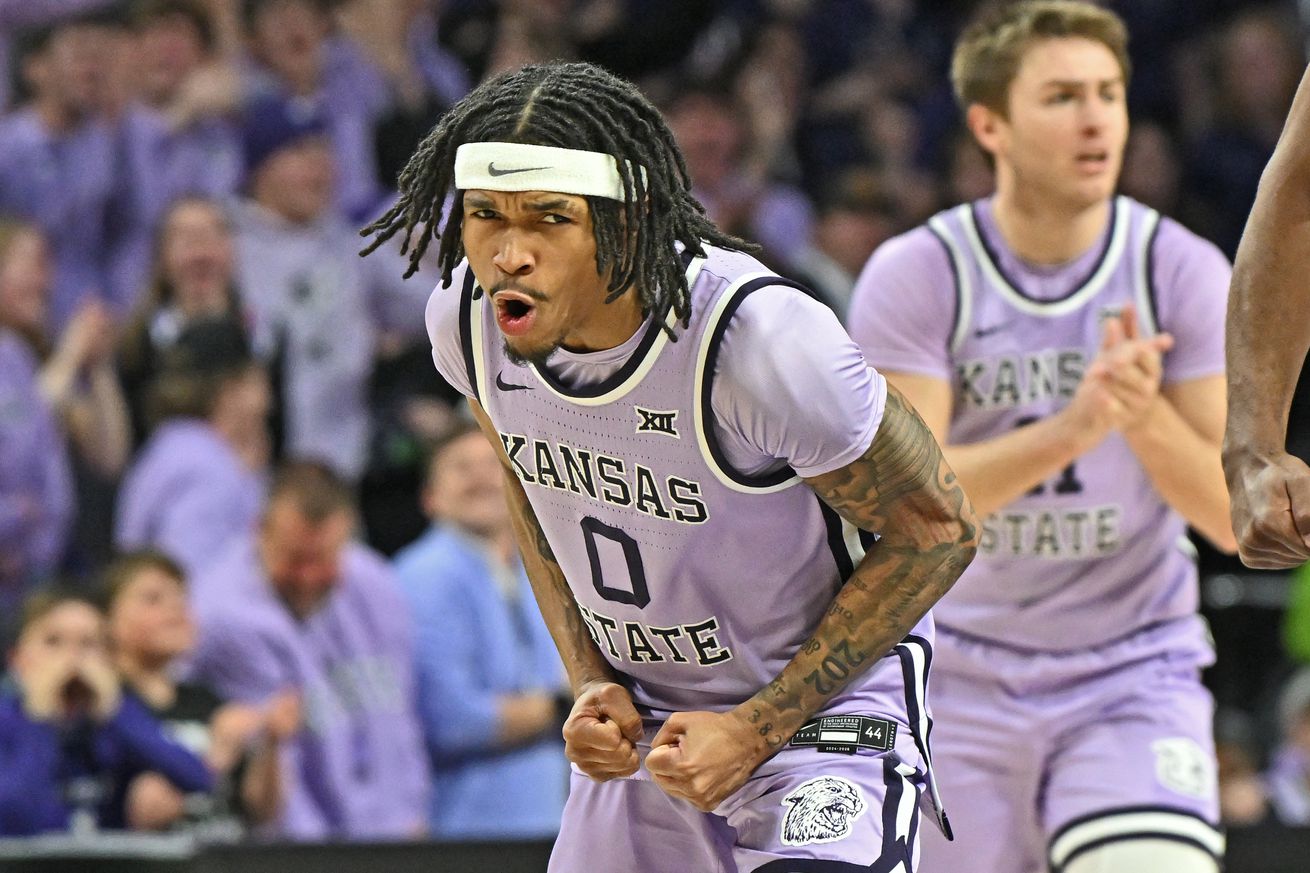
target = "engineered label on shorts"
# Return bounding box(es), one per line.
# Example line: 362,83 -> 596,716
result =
789,716 -> 896,755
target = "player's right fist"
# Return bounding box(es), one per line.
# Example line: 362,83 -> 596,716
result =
562,681 -> 643,782
1224,449 -> 1310,569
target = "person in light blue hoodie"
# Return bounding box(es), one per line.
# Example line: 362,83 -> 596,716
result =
393,421 -> 568,840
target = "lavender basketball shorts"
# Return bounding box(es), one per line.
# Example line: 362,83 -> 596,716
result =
549,715 -> 940,872
918,616 -> 1223,873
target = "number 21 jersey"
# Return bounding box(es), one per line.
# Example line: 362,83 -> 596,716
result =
849,195 -> 1230,652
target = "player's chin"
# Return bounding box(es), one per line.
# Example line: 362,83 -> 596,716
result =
1070,175 -> 1117,204
502,333 -> 557,368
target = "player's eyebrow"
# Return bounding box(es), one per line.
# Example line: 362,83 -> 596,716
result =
1041,77 -> 1124,89
523,198 -> 577,214
464,194 -> 579,214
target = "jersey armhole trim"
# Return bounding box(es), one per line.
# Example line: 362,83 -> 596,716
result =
457,267 -> 482,404
1134,209 -> 1163,336
927,217 -> 971,355
694,274 -> 811,493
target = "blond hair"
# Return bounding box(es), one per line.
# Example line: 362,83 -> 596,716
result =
951,1 -> 1131,116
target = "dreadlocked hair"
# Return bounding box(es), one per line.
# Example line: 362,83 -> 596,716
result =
359,61 -> 756,330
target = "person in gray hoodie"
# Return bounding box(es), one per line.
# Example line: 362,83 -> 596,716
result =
231,93 -> 428,482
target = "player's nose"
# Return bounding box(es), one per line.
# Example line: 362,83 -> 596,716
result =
1079,98 -> 1115,132
492,232 -> 535,276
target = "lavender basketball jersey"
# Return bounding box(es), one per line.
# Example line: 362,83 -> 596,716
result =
431,244 -> 933,723
851,196 -> 1230,652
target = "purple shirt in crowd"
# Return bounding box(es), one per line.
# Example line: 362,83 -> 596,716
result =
110,103 -> 243,305
0,108 -> 135,331
0,0 -> 116,112
407,13 -> 471,109
849,195 -> 1230,652
233,201 -> 429,480
114,419 -> 264,578
0,689 -> 212,835
0,330 -> 73,611
243,36 -> 391,221
188,536 -> 430,840
693,177 -> 816,268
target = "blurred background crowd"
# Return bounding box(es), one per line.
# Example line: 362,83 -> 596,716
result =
2,0 -> 1310,852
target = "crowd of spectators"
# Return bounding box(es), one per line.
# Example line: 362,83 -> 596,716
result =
1,0 -> 1309,847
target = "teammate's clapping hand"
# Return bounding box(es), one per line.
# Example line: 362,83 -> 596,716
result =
1225,450 -> 1310,568
646,709 -> 767,812
1071,303 -> 1174,434
1094,304 -> 1174,427
562,681 -> 643,781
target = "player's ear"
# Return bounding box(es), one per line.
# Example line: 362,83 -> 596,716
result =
965,103 -> 1004,158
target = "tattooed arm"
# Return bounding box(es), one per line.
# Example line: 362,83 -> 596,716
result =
645,386 -> 978,810
756,385 -> 976,731
469,400 -> 644,780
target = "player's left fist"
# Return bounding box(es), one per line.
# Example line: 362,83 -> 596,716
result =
646,709 -> 771,812
1224,449 -> 1310,568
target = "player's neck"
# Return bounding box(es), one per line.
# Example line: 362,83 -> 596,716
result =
561,288 -> 647,354
990,189 -> 1112,266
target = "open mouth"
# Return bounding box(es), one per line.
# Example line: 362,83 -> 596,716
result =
494,292 -> 538,336
1076,150 -> 1110,170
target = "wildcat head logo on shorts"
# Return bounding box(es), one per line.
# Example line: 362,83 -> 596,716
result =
1152,737 -> 1216,799
780,776 -> 867,846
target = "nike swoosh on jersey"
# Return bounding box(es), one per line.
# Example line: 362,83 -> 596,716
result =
495,373 -> 532,392
973,320 -> 1015,339
487,163 -> 551,177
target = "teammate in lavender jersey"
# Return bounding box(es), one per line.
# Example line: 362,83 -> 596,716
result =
1223,57 -> 1310,570
361,62 -> 979,871
847,3 -> 1235,873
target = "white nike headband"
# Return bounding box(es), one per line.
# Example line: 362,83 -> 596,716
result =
454,142 -> 643,201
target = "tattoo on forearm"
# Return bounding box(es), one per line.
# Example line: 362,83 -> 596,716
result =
532,520 -> 556,562
755,388 -> 978,737
800,639 -> 868,695
505,472 -> 611,687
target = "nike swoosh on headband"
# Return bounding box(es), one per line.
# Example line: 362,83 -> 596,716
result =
457,143 -> 639,200
487,162 -> 551,177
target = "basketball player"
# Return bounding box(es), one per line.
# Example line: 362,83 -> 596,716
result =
1223,61 -> 1310,570
847,3 -> 1234,872
361,62 -> 979,871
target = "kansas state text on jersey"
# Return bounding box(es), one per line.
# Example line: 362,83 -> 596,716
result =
425,244 -> 940,724
849,195 -> 1230,651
